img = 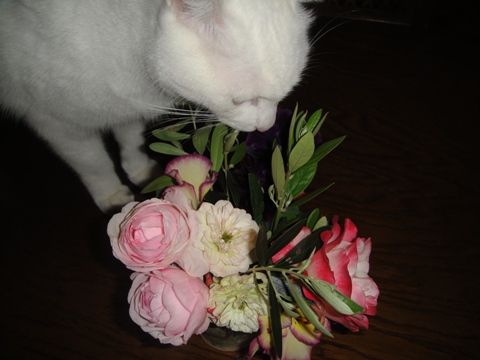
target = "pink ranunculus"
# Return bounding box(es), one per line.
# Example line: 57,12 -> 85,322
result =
107,198 -> 198,272
128,268 -> 210,346
304,216 -> 379,332
247,310 -> 325,360
164,154 -> 217,209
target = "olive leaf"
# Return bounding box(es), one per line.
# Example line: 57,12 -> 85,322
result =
271,146 -> 285,197
266,220 -> 306,261
274,227 -> 326,267
248,173 -> 265,225
303,136 -> 346,168
226,169 -> 241,207
288,103 -> 300,154
192,126 -> 212,155
306,108 -> 323,134
284,162 -> 317,199
268,281 -> 283,358
290,183 -> 334,208
229,141 -> 246,166
152,129 -> 190,142
224,131 -> 238,153
306,208 -> 320,230
149,142 -> 188,156
313,216 -> 328,231
210,125 -> 228,172
294,112 -> 308,143
288,131 -> 315,173
313,111 -> 329,137
141,174 -> 175,194
255,227 -> 268,266
303,278 -> 364,315
285,276 -> 333,337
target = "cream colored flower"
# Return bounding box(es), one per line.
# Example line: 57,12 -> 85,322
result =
209,273 -> 268,333
196,200 -> 259,277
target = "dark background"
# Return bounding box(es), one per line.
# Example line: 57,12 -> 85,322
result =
1,1 -> 479,359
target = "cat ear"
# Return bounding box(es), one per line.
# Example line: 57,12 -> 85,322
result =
167,0 -> 223,37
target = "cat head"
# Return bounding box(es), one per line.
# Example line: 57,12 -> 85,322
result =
156,0 -> 314,132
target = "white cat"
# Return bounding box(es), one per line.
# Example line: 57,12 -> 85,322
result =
0,0 -> 313,212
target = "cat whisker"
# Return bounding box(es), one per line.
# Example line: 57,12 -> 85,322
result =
309,10 -> 357,48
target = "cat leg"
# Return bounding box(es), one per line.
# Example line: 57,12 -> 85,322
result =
30,118 -> 134,212
112,121 -> 160,188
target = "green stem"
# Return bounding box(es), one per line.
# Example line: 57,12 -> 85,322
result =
223,151 -> 230,202
248,265 -> 303,278
272,171 -> 292,231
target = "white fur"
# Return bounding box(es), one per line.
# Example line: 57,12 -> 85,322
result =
0,0 -> 313,212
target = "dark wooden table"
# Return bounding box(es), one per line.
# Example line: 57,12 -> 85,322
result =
2,14 -> 479,360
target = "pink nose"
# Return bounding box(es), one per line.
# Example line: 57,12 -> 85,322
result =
255,124 -> 270,132
255,113 -> 276,132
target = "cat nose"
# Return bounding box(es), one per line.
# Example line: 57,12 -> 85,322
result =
255,125 -> 270,132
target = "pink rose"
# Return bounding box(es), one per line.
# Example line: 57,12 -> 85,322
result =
304,216 -> 379,331
128,268 -> 210,346
107,198 -> 198,272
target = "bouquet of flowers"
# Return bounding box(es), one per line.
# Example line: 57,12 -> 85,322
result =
107,105 -> 379,359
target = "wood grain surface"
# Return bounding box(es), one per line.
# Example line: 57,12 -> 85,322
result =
1,13 -> 479,360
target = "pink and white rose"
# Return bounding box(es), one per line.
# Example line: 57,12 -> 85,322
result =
107,198 -> 198,272
304,216 -> 379,331
128,268 -> 210,346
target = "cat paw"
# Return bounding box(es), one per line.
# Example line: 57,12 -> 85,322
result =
96,185 -> 134,213
128,159 -> 161,188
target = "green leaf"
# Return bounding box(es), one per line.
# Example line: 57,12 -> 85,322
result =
140,174 -> 175,194
285,277 -> 333,337
266,220 -> 306,261
270,207 -> 306,240
226,169 -> 241,207
306,208 -> 320,230
306,109 -> 322,134
288,131 -> 315,173
229,141 -> 247,166
304,278 -> 364,315
271,146 -> 285,197
149,142 -> 188,156
294,113 -> 308,143
151,129 -> 190,142
284,163 -> 317,199
313,216 -> 328,231
192,126 -> 212,155
248,173 -> 265,225
303,136 -> 346,168
255,227 -> 268,266
290,183 -> 335,208
161,120 -> 189,133
274,227 -> 326,267
313,112 -> 329,137
210,125 -> 228,172
277,295 -> 300,318
224,131 -> 238,153
268,281 -> 283,358
288,103 -> 299,154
